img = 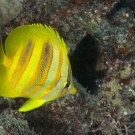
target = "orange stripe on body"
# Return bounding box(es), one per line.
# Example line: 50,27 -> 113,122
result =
39,49 -> 63,99
10,41 -> 34,88
23,42 -> 53,97
58,87 -> 68,98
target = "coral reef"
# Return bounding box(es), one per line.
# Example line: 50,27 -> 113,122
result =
95,6 -> 135,135
2,0 -> 119,50
0,109 -> 36,134
0,0 -> 135,135
22,80 -> 128,135
127,0 -> 135,10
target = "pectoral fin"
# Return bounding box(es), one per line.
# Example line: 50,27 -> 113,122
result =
18,99 -> 46,112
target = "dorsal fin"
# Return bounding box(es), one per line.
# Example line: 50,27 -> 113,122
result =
5,24 -> 68,58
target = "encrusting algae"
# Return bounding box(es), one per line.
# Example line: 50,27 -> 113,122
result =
0,24 -> 77,112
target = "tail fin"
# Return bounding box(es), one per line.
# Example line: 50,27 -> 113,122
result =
0,44 -> 4,64
0,39 -> 10,97
0,64 -> 19,98
0,28 -> 5,63
0,64 -> 9,96
0,40 -> 19,98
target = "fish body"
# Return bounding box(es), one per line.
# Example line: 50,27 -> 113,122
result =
0,24 -> 77,112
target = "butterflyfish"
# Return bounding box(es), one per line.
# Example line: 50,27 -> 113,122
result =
0,24 -> 77,112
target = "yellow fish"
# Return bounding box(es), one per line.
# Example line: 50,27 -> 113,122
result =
0,24 -> 77,112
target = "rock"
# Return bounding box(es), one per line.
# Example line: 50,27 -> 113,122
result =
0,0 -> 23,26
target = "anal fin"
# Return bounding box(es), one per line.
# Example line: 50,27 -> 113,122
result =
18,99 -> 46,112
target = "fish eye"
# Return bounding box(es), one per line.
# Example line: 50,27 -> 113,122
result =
65,83 -> 70,87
